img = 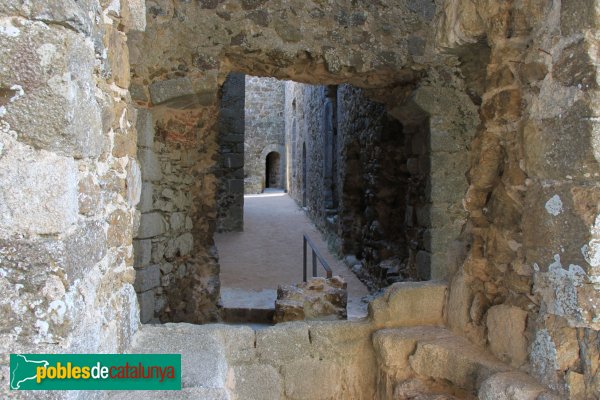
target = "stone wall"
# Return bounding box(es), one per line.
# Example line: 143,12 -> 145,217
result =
285,82 -> 326,212
133,103 -> 221,324
388,78 -> 480,282
244,76 -> 286,194
440,1 -> 600,397
336,85 -> 413,284
0,0 -> 146,392
285,81 -> 474,287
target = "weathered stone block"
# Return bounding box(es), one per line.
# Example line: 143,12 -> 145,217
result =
409,335 -> 510,393
486,305 -> 528,367
164,233 -> 193,258
196,91 -> 217,106
107,209 -> 133,247
78,174 -> 100,216
523,184 -> 592,275
149,77 -> 195,106
0,0 -> 96,35
283,359 -> 341,400
0,18 -> 103,158
123,0 -> 147,32
128,324 -> 228,387
524,100 -> 600,180
561,0 -> 600,35
429,127 -> 466,153
139,182 -> 154,212
136,108 -> 154,148
130,83 -> 149,103
534,267 -> 600,330
373,327 -> 454,382
565,371 -> 586,400
554,39 -> 598,90
255,322 -> 311,364
137,290 -> 155,323
170,212 -> 186,231
274,277 -> 348,323
478,372 -> 548,400
0,137 -> 78,235
273,18 -> 302,43
307,320 -> 373,355
137,212 -> 165,239
134,264 -> 160,293
113,130 -> 137,158
66,221 -> 108,280
368,281 -> 447,328
273,299 -> 305,322
446,271 -> 473,334
241,0 -> 268,10
0,220 -> 106,286
231,364 -> 282,400
138,148 -> 162,181
127,159 -> 142,207
104,26 -> 130,88
412,85 -> 479,129
133,239 -> 152,268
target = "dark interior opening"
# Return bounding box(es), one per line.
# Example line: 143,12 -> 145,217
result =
265,151 -> 281,189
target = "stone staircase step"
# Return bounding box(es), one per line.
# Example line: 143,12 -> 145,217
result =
373,326 -> 556,399
220,287 -> 276,324
409,333 -> 510,393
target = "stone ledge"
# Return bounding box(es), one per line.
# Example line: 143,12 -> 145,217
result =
149,77 -> 194,106
368,281 -> 448,328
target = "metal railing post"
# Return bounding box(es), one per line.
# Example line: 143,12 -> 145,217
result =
303,236 -> 307,282
302,233 -> 333,282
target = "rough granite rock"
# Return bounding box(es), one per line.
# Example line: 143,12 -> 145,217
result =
486,305 -> 529,368
274,276 -> 348,323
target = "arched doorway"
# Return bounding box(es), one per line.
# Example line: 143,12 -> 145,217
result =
265,151 -> 281,189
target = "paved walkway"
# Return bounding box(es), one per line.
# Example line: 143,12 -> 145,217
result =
215,192 -> 369,319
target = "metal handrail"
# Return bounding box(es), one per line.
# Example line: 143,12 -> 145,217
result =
303,233 -> 333,282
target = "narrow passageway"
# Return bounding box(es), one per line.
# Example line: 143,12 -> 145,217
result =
215,192 -> 370,319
